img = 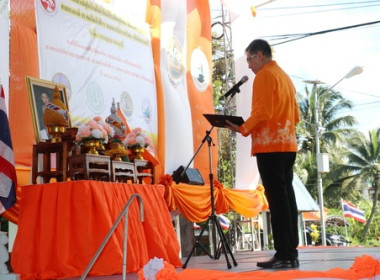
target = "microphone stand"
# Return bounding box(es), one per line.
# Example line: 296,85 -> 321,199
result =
173,86 -> 237,184
180,90 -> 238,270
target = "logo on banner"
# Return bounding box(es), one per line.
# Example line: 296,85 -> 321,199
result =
190,48 -> 210,92
52,72 -> 72,100
0,0 -> 8,18
86,81 -> 105,114
120,91 -> 133,118
141,99 -> 152,122
39,0 -> 57,15
167,36 -> 184,87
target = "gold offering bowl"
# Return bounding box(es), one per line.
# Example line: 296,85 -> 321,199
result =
132,146 -> 145,160
46,125 -> 67,143
105,142 -> 129,161
83,139 -> 102,155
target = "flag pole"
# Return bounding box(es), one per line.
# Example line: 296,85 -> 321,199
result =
341,198 -> 350,246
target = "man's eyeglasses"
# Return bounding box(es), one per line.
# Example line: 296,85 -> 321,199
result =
246,53 -> 256,63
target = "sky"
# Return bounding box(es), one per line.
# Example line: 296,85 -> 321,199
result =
210,0 -> 380,134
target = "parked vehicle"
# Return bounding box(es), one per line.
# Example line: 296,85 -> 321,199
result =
305,227 -> 350,246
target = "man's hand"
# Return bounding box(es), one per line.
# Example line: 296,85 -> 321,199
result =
225,120 -> 241,133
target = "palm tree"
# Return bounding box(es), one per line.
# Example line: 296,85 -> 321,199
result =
296,85 -> 357,196
297,85 -> 357,153
330,129 -> 380,241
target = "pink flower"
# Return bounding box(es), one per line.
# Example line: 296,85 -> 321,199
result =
144,136 -> 151,145
75,116 -> 115,144
87,120 -> 99,130
123,127 -> 151,148
76,125 -> 92,141
132,127 -> 142,134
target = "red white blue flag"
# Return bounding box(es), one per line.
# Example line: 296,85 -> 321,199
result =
193,223 -> 201,229
0,83 -> 17,213
218,214 -> 231,230
341,198 -> 366,224
193,215 -> 231,230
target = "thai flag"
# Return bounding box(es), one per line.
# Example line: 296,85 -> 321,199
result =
341,199 -> 366,224
218,214 -> 231,230
0,83 -> 17,213
193,223 -> 201,229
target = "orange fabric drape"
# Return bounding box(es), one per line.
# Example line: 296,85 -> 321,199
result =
163,181 -> 268,223
137,254 -> 380,280
177,254 -> 380,280
11,181 -> 182,280
146,0 -> 165,180
1,0 -> 39,222
9,0 -> 38,166
186,0 -> 217,182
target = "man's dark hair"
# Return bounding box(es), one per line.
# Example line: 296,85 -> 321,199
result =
245,39 -> 272,58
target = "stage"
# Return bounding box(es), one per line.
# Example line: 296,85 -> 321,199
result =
9,180 -> 380,279
64,246 -> 380,279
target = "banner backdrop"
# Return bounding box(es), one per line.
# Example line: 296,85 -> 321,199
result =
36,0 -> 158,154
5,0 -> 215,221
185,0 -> 216,181
230,10 -> 260,189
160,0 -> 194,173
159,0 -> 215,179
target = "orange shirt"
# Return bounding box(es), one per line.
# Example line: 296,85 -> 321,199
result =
240,61 -> 299,155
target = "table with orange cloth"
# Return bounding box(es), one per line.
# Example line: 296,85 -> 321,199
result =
11,180 -> 182,280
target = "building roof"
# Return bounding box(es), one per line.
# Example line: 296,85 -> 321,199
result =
293,173 -> 319,212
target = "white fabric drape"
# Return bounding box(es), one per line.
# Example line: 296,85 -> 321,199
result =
230,10 -> 261,190
160,0 -> 194,173
0,0 -> 9,110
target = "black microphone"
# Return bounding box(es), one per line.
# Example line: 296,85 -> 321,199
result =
219,76 -> 249,100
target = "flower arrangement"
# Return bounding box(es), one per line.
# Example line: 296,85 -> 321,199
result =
123,127 -> 151,149
76,116 -> 114,144
310,224 -> 320,244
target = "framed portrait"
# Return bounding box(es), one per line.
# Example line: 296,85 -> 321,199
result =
26,76 -> 71,143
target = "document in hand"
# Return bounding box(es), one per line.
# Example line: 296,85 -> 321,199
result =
203,114 -> 244,128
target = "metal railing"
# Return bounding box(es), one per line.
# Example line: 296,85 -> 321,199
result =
80,193 -> 144,280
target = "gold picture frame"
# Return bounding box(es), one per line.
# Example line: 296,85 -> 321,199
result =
26,76 -> 71,143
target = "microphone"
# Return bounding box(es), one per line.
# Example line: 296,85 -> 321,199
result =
219,76 -> 249,100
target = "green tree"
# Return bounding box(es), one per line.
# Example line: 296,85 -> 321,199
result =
296,85 -> 357,199
211,32 -> 236,188
330,129 -> 380,241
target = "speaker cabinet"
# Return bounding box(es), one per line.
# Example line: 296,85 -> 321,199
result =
172,166 -> 204,185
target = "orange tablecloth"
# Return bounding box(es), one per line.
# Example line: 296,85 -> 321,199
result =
11,181 -> 182,280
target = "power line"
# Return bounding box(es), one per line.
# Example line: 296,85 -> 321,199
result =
291,74 -> 380,103
351,103 -> 380,112
258,2 -> 380,18
266,20 -> 380,45
336,88 -> 380,99
260,1 -> 380,10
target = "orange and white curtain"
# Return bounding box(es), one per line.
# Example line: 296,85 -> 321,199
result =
148,0 -> 216,181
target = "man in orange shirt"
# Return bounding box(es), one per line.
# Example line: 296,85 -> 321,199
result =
226,39 -> 300,269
